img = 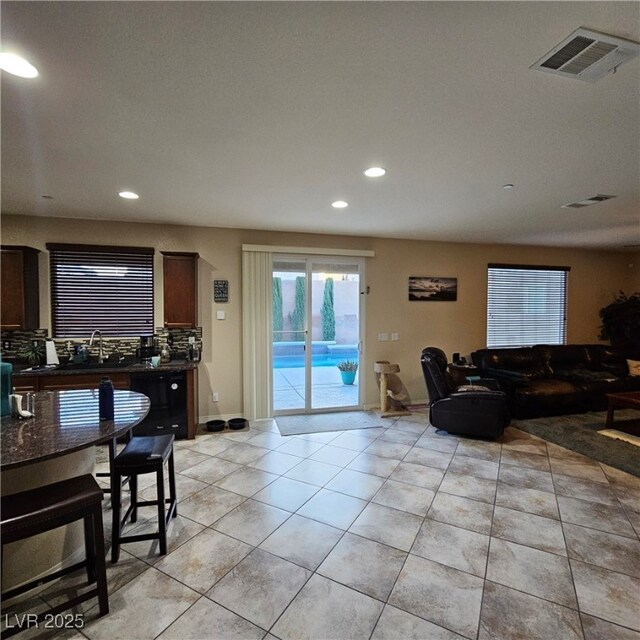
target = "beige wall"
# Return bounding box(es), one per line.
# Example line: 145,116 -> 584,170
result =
3,214 -> 639,419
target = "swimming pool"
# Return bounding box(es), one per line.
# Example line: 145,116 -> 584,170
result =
273,351 -> 359,369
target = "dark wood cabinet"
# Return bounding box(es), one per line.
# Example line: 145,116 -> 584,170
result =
1,246 -> 40,330
19,368 -> 198,438
162,252 -> 199,329
39,373 -> 130,391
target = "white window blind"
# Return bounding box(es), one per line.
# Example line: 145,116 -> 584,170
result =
48,243 -> 154,338
487,264 -> 569,348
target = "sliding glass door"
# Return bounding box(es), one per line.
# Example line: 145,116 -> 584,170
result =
272,256 -> 363,414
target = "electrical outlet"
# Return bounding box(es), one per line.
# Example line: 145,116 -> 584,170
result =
212,392 -> 219,402
391,333 -> 399,341
2,340 -> 11,350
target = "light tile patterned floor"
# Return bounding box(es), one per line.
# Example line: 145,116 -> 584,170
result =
4,411 -> 640,639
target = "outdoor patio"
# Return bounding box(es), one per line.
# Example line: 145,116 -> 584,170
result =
273,365 -> 359,411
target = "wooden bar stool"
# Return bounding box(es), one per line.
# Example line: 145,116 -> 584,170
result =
1,475 -> 108,639
110,435 -> 177,564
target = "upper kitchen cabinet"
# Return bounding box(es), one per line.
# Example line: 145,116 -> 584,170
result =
162,252 -> 199,328
1,246 -> 40,330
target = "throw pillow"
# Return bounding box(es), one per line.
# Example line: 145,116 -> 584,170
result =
627,360 -> 640,376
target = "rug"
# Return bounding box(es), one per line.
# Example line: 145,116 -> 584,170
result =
512,409 -> 640,478
276,411 -> 386,436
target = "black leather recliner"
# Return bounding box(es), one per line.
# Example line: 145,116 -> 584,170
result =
420,347 -> 510,439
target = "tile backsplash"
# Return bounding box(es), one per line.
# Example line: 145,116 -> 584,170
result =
1,327 -> 202,363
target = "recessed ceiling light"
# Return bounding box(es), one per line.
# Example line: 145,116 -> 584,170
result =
0,52 -> 38,78
119,191 -> 139,200
331,200 -> 348,209
364,167 -> 386,178
502,184 -> 514,190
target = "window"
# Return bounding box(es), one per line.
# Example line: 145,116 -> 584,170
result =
487,263 -> 569,348
47,243 -> 154,338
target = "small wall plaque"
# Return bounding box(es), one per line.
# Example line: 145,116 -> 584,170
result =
214,279 -> 229,303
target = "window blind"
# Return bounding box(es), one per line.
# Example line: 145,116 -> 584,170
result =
47,243 -> 154,338
487,264 -> 569,348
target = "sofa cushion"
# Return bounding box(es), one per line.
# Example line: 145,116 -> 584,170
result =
473,347 -> 549,380
585,345 -> 629,377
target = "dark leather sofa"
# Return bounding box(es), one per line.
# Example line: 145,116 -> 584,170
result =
471,344 -> 640,418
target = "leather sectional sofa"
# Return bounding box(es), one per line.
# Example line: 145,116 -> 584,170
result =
471,344 -> 640,418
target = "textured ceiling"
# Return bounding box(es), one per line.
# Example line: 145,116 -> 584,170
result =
1,2 -> 639,249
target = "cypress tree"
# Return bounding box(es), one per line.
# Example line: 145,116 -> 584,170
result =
291,276 -> 306,334
321,277 -> 335,341
272,277 -> 283,341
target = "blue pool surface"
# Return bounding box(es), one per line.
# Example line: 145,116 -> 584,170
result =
274,352 -> 359,369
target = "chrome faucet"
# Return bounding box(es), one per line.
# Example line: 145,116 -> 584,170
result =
89,330 -> 106,363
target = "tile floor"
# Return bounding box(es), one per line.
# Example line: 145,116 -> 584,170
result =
4,410 -> 640,640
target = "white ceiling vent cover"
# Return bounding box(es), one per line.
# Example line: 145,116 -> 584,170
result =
531,28 -> 639,82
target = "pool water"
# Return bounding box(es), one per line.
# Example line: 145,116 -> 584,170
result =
273,352 -> 359,369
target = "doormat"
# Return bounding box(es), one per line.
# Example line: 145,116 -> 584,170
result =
276,411 -> 385,436
512,409 -> 640,478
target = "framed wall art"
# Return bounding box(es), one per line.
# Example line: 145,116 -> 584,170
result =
408,276 -> 457,301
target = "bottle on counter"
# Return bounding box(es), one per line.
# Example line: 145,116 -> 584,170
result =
1,361 -> 13,417
160,343 -> 171,363
99,376 -> 114,421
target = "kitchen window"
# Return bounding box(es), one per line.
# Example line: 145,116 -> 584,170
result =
47,243 -> 154,338
487,263 -> 569,348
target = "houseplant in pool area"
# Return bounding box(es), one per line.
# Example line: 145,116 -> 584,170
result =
338,360 -> 358,385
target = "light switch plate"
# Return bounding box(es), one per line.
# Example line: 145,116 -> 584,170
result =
216,310 -> 226,320
378,333 -> 389,341
391,333 -> 399,341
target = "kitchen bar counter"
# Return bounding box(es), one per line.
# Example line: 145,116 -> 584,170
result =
1,389 -> 150,470
1,389 -> 150,592
11,359 -> 198,377
10,362 -> 199,439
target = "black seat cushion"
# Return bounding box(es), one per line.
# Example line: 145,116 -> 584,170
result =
2,474 -> 102,540
114,435 -> 175,470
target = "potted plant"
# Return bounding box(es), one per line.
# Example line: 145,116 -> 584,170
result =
18,340 -> 46,366
337,359 -> 358,385
599,290 -> 640,359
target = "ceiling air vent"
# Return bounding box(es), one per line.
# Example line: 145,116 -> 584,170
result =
562,194 -> 616,209
531,28 -> 639,82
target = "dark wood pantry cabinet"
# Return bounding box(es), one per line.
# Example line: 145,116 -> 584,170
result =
162,252 -> 199,329
1,246 -> 40,330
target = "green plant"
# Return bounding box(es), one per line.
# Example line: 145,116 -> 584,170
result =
337,359 -> 358,372
599,291 -> 640,344
272,277 -> 283,341
290,276 -> 306,333
19,341 -> 45,365
321,277 -> 335,341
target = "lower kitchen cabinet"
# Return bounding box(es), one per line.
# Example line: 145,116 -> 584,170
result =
12,375 -> 38,394
13,368 -> 197,438
39,373 -> 130,391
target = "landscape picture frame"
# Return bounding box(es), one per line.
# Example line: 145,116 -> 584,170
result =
408,276 -> 458,301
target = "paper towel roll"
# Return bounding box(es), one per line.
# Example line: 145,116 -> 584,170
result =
45,340 -> 59,365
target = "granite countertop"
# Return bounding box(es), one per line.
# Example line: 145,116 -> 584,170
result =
1,389 -> 150,470
12,359 -> 198,377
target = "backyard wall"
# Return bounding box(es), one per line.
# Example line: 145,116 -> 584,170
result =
3,213 -> 639,418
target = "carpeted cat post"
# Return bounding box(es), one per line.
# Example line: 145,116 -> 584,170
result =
374,361 -> 412,418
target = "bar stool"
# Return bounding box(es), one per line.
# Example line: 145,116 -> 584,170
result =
110,435 -> 177,563
1,475 -> 108,639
